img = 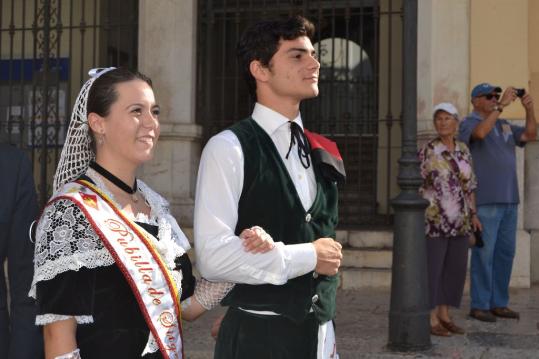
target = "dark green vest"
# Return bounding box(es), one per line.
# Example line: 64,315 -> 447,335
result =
221,118 -> 339,324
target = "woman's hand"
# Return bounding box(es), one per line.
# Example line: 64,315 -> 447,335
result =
472,215 -> 482,232
211,314 -> 225,339
181,297 -> 207,322
240,226 -> 275,253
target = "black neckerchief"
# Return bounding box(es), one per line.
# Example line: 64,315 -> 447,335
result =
89,161 -> 137,195
285,121 -> 311,169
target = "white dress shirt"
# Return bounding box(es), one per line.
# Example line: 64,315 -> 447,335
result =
194,103 -> 317,284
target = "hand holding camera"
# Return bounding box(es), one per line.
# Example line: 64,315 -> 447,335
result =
498,87 -> 533,111
516,89 -> 535,112
499,86 -> 518,108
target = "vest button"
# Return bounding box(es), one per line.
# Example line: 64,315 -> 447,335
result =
312,294 -> 319,303
313,272 -> 318,279
305,213 -> 311,222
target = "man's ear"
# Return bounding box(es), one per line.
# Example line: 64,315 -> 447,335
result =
249,60 -> 270,83
88,112 -> 105,134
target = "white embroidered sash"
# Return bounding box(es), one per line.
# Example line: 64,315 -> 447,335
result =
56,180 -> 183,359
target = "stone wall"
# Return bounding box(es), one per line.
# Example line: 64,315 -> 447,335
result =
137,0 -> 202,226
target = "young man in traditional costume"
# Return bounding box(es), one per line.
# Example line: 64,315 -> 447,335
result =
194,16 -> 345,359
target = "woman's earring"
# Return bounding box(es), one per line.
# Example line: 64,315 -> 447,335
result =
97,133 -> 105,145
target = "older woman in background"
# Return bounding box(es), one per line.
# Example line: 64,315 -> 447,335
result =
419,103 -> 482,337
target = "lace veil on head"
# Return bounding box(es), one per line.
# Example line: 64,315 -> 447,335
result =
53,67 -> 116,193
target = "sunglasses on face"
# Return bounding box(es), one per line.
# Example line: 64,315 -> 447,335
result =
481,93 -> 500,101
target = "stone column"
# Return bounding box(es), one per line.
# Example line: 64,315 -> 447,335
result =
138,0 -> 201,226
525,142 -> 539,283
510,143 -> 530,288
417,0 -> 470,146
528,0 -> 539,285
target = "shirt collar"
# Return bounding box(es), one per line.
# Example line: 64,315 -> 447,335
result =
252,102 -> 304,136
470,110 -> 491,120
433,137 -> 461,154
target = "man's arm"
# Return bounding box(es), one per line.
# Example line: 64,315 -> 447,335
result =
520,93 -> 537,142
471,110 -> 501,140
472,87 -> 516,140
194,132 -> 341,285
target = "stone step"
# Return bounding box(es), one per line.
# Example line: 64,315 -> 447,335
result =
342,247 -> 392,269
337,229 -> 393,248
184,351 -> 212,359
339,267 -> 392,289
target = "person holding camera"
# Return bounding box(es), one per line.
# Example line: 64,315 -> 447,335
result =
459,83 -> 536,322
419,103 -> 481,336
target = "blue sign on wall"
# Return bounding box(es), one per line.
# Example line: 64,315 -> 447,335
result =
0,58 -> 69,81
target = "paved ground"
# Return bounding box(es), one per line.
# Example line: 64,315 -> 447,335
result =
183,286 -> 539,358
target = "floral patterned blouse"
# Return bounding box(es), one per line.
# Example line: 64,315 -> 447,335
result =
418,137 -> 477,238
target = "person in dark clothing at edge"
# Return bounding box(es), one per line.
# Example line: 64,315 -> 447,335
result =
194,15 -> 345,359
0,143 -> 43,359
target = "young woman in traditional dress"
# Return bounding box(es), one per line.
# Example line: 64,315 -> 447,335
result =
30,67 -> 274,359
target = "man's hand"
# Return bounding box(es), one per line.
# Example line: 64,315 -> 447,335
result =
520,91 -> 537,142
312,238 -> 343,276
499,86 -> 517,108
521,92 -> 534,112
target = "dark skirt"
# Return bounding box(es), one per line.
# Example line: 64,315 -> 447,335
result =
426,235 -> 469,309
214,307 -> 318,359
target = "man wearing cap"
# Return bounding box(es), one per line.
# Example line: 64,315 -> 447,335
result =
459,83 -> 536,322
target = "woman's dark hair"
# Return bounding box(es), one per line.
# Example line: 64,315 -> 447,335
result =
87,67 -> 153,117
237,15 -> 315,101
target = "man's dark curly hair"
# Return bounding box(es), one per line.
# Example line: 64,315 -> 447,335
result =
237,15 -> 316,101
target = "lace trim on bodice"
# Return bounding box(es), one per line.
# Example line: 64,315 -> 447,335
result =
29,199 -> 115,298
30,169 -> 190,298
36,314 -> 94,326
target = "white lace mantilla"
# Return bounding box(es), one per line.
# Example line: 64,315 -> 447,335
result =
30,168 -> 191,300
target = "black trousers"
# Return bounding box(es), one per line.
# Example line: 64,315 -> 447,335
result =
214,307 -> 318,359
426,236 -> 469,309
